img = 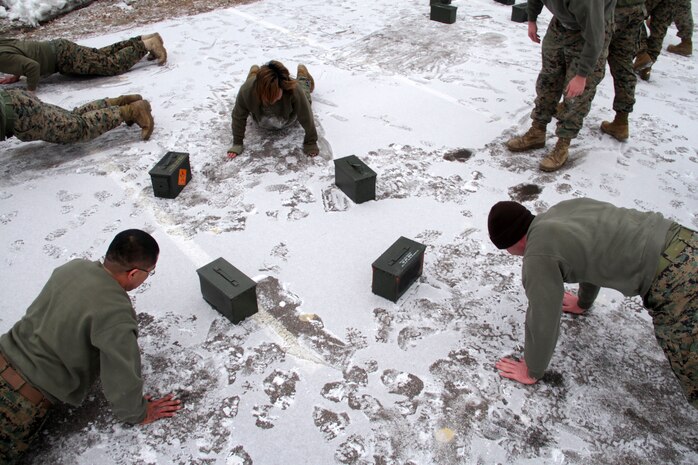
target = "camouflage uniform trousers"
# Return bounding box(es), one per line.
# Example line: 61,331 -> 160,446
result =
608,5 -> 647,113
0,379 -> 50,464
638,0 -> 675,61
531,17 -> 613,140
5,89 -> 122,144
644,226 -> 698,409
672,0 -> 693,40
53,37 -> 147,76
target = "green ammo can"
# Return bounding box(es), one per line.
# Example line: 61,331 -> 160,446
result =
334,155 -> 376,204
372,237 -> 427,302
495,0 -> 515,5
511,3 -> 528,23
196,257 -> 258,324
430,4 -> 457,24
149,151 -> 192,199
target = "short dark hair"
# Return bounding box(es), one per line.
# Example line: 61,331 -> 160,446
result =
105,229 -> 159,270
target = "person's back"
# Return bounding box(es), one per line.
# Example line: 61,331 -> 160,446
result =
0,39 -> 58,89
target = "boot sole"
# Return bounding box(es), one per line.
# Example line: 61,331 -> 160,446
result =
506,142 -> 545,153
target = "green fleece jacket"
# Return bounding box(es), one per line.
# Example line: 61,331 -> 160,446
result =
521,198 -> 672,379
527,0 -> 617,77
0,259 -> 147,424
230,76 -> 318,155
0,39 -> 58,91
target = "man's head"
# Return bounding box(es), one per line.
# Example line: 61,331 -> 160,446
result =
255,60 -> 298,105
104,229 -> 159,291
487,201 -> 535,254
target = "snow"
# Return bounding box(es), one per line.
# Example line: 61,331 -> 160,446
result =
0,0 -> 95,26
1,0 -> 698,464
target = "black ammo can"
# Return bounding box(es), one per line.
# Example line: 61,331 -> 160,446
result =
372,237 -> 427,302
430,4 -> 457,24
196,257 -> 258,324
149,151 -> 192,199
511,3 -> 528,22
494,0 -> 515,5
334,155 -> 376,204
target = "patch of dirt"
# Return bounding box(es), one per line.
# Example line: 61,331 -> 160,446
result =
0,0 -> 257,40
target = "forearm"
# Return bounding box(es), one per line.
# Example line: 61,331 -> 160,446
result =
577,282 -> 600,309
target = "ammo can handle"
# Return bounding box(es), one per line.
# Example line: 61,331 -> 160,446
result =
349,162 -> 365,174
388,247 -> 410,266
214,266 -> 239,286
162,153 -> 178,167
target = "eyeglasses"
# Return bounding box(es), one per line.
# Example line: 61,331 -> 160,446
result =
133,267 -> 156,277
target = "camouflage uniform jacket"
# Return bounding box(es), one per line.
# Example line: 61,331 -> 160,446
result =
0,90 -> 15,141
521,198 -> 672,379
0,39 -> 58,91
231,76 -> 318,153
527,0 -> 617,76
0,259 -> 148,424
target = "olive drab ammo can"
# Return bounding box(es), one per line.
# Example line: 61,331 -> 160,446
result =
334,155 -> 377,204
494,0 -> 515,5
372,237 -> 427,302
511,3 -> 528,22
430,3 -> 457,24
196,258 -> 258,324
149,151 -> 192,199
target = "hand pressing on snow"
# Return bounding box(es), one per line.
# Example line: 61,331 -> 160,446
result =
140,393 -> 182,424
562,291 -> 585,315
0,75 -> 20,85
495,357 -> 538,385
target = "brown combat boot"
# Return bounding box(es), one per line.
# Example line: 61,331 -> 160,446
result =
505,121 -> 546,152
539,138 -> 570,172
667,39 -> 693,56
600,111 -> 629,141
638,66 -> 651,81
120,100 -> 154,140
141,33 -> 167,65
297,64 -> 315,93
633,52 -> 653,72
105,94 -> 142,107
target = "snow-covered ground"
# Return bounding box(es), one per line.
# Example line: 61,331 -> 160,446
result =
1,0 -> 697,463
0,0 -> 95,26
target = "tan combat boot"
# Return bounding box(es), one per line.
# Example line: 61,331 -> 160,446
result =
105,94 -> 142,107
667,39 -> 693,56
141,33 -> 167,65
633,52 -> 653,72
539,137 -> 570,172
247,64 -> 260,80
600,111 -> 629,141
638,66 -> 651,81
120,100 -> 154,140
297,64 -> 315,93
505,121 -> 546,152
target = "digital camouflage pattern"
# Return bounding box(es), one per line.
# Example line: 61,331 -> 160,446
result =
4,89 -> 122,144
638,0 -> 675,61
644,227 -> 698,409
673,0 -> 694,40
0,381 -> 50,465
532,18 -> 613,139
608,5 -> 647,113
54,37 -> 147,76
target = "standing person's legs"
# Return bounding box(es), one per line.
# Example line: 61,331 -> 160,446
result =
531,18 -> 568,128
667,0 -> 693,55
646,0 -> 675,62
7,90 -> 124,143
54,38 -> 148,76
644,227 -> 698,409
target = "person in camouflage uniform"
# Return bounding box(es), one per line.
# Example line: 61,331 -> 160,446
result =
0,230 -> 181,464
633,0 -> 686,80
0,33 -> 167,91
600,0 -> 647,142
488,198 -> 697,409
0,89 -> 154,143
666,0 -> 693,55
505,0 -> 616,172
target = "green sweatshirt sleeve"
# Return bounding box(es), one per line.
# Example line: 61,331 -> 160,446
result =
527,0 -> 546,22
94,323 -> 147,424
569,0 -> 607,77
231,83 -> 251,148
522,255 -> 565,379
577,282 -> 600,309
292,86 -> 318,153
0,53 -> 41,91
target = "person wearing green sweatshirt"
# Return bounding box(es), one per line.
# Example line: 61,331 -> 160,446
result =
505,0 -> 617,171
0,33 -> 166,92
0,229 -> 182,464
227,60 -> 318,159
487,198 -> 697,409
